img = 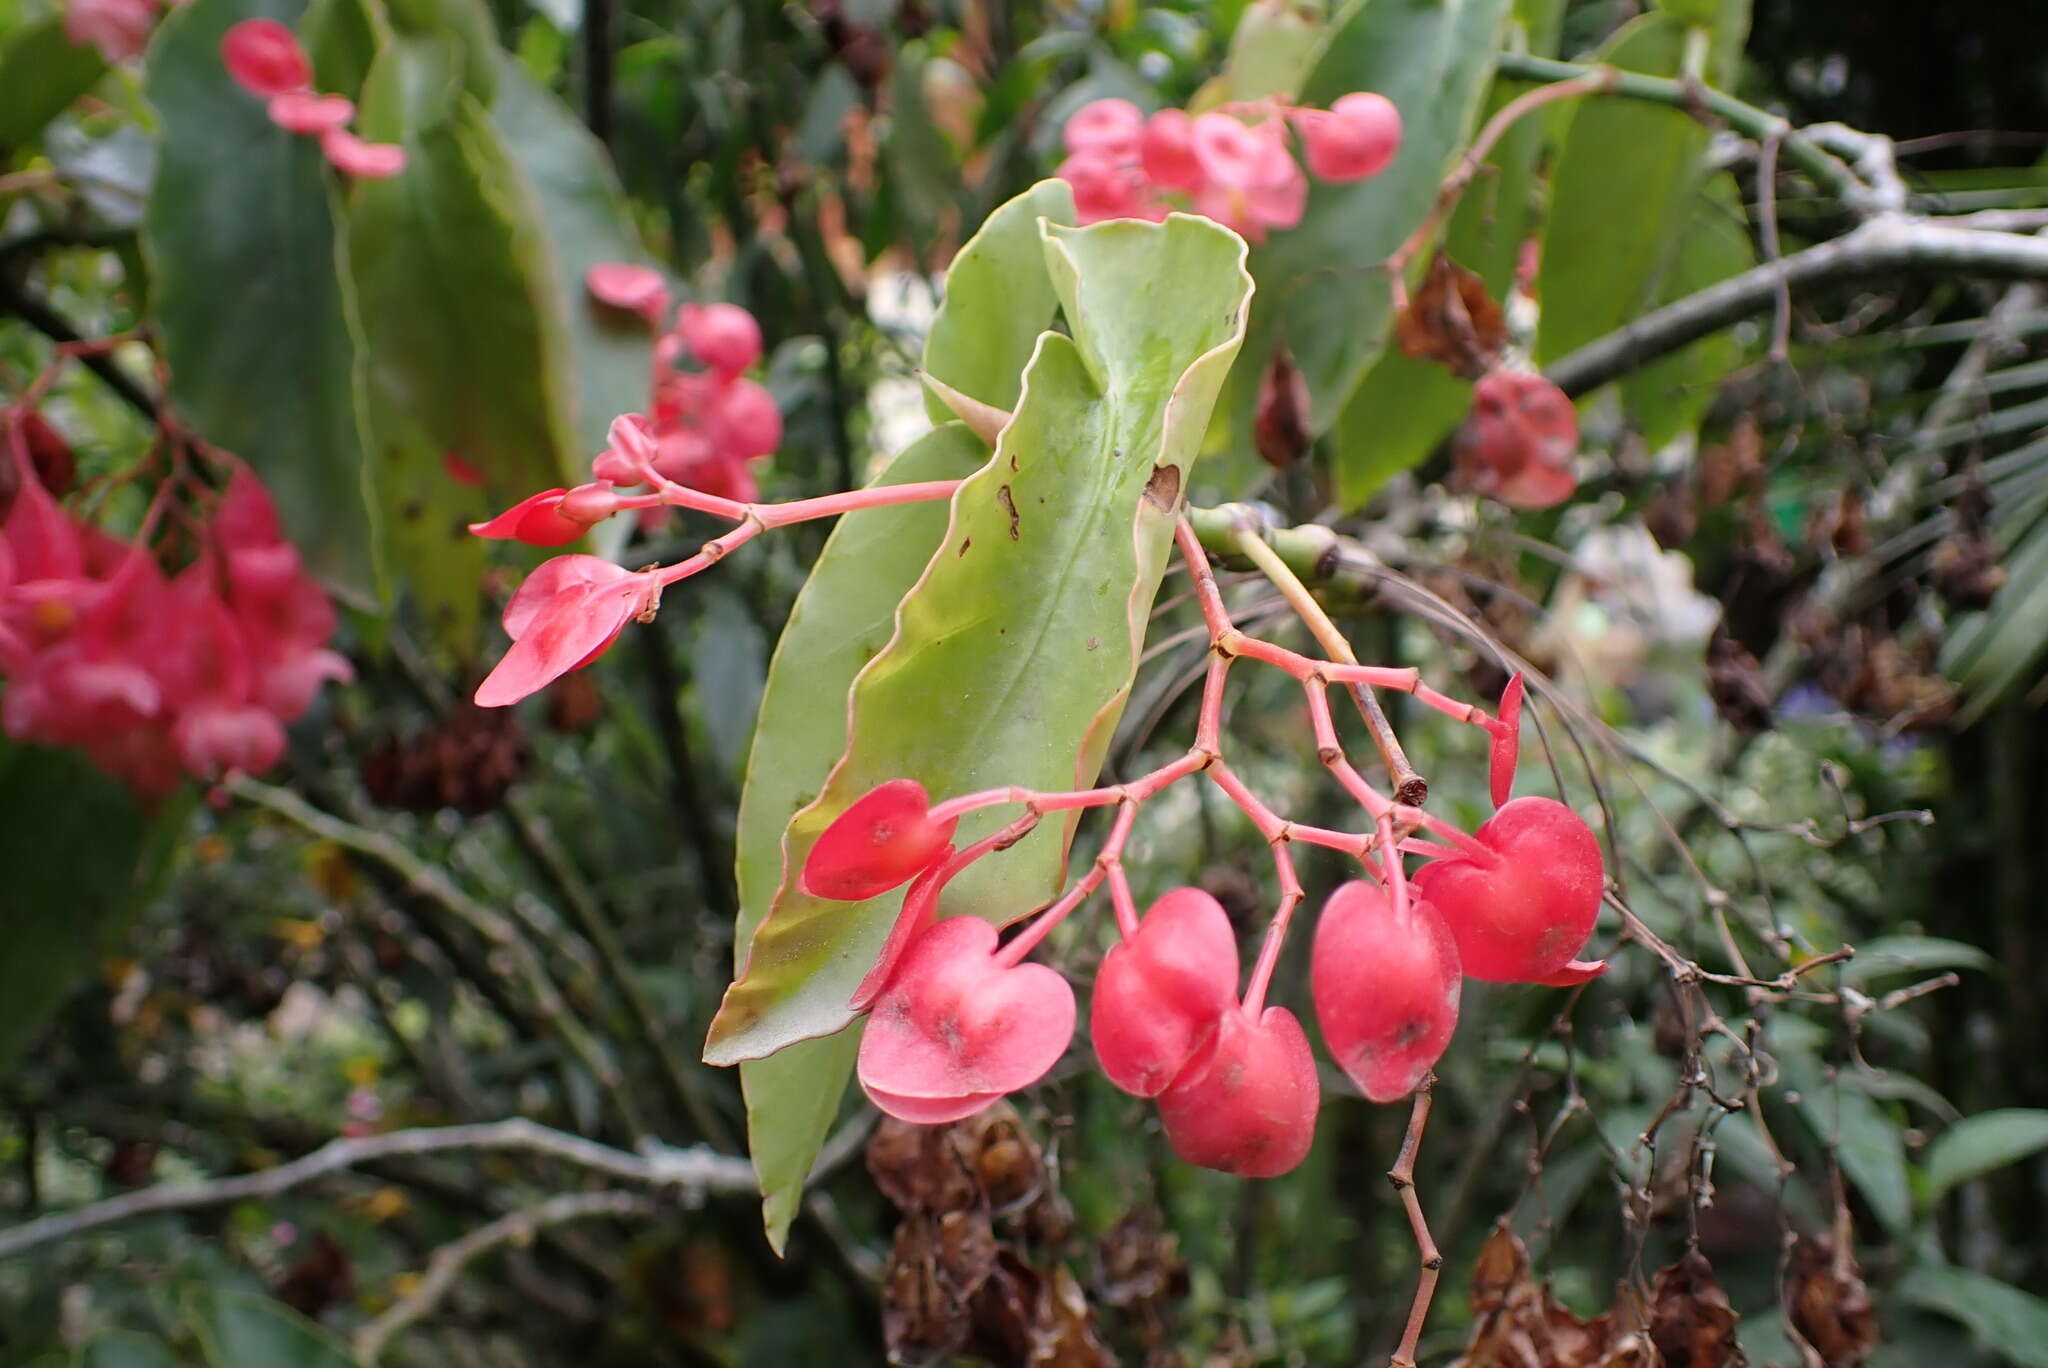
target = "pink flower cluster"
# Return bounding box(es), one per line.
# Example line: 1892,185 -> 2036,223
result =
221,19 -> 404,180
0,437 -> 351,800
64,0 -> 160,62
1056,93 -> 1401,241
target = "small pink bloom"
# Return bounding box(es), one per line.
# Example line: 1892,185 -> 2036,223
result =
1092,888 -> 1239,1097
1061,97 -> 1144,162
1190,113 -> 1294,191
1291,91 -> 1402,182
172,702 -> 286,780
319,128 -> 406,179
66,0 -> 158,63
1140,108 -> 1204,192
1453,371 -> 1579,510
707,378 -> 782,460
212,467 -> 284,549
474,555 -> 657,707
1056,150 -> 1149,225
469,489 -> 588,548
857,916 -> 1076,1125
1156,1004 -> 1319,1177
676,302 -> 763,376
1311,881 -> 1460,1103
585,262 -> 669,322
267,91 -> 354,134
221,18 -> 311,98
803,779 -> 957,902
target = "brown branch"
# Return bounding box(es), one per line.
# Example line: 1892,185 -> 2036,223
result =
1387,1073 -> 1442,1368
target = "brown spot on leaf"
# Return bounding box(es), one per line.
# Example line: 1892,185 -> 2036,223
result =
958,536 -> 972,557
997,484 -> 1021,539
1143,463 -> 1182,512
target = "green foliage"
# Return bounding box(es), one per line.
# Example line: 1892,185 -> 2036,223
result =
1925,1109 -> 2048,1203
0,20 -> 107,148
184,1286 -> 361,1367
1900,1266 -> 2048,1368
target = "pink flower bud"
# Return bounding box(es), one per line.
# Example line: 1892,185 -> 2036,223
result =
267,91 -> 354,134
221,19 -> 310,98
1061,98 -> 1144,162
1292,91 -> 1402,182
1410,797 -> 1605,984
1092,888 -> 1238,1097
319,128 -> 406,179
1156,1004 -> 1318,1177
857,916 -> 1076,1124
468,489 -> 587,547
1311,881 -> 1460,1103
1140,108 -> 1204,192
556,483 -> 620,525
708,378 -> 782,460
803,779 -> 957,902
677,302 -> 763,376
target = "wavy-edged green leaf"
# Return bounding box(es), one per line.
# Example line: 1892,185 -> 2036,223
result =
184,1287 -> 361,1368
921,178 -> 1076,425
706,212 -> 1252,1065
734,423 -> 993,1252
346,35 -> 580,655
1841,934 -> 1995,986
1213,0 -> 1511,485
1925,1109 -> 2048,1203
1900,1266 -> 2048,1368
1332,0 -> 1565,508
489,57 -> 667,460
1536,13 -> 1708,366
0,743 -> 186,1075
0,19 -> 106,147
1202,0 -> 1330,106
144,0 -> 371,594
1621,171 -> 1754,449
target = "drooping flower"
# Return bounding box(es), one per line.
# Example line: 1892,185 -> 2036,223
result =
473,555 -> 659,707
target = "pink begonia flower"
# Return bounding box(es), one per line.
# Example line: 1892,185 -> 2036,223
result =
1056,150 -> 1150,225
1140,108 -> 1204,192
802,779 -> 957,902
267,91 -> 354,135
66,0 -> 159,64
470,484 -> 620,548
1061,97 -> 1144,162
1189,112 -> 1296,192
676,302 -> 763,376
319,128 -> 406,180
1291,91 -> 1402,182
857,916 -> 1076,1125
220,18 -> 312,98
705,377 -> 782,460
585,262 -> 670,323
473,555 -> 659,707
1092,888 -> 1238,1097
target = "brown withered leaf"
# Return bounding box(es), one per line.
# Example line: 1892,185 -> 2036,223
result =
1707,628 -> 1775,735
275,1230 -> 355,1320
1788,1232 -> 1877,1366
1452,1226 -> 1652,1368
968,1249 -> 1043,1367
1254,346 -> 1314,469
868,1115 -> 985,1214
1095,1210 -> 1187,1311
1931,533 -> 2006,610
1029,1265 -> 1119,1368
882,1207 -> 999,1366
1647,1251 -> 1746,1368
1396,254 -> 1507,380
1700,415 -> 1764,508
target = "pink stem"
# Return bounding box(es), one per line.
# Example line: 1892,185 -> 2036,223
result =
1241,839 -> 1304,1016
996,801 -> 1140,966
1106,860 -> 1139,939
757,480 -> 961,528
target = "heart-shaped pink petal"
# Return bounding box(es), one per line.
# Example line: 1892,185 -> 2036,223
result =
1156,1004 -> 1318,1178
802,778 -> 957,902
1411,796 -> 1604,983
858,917 -> 1075,1122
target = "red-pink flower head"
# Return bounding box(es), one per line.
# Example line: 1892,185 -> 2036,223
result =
474,555 -> 658,707
1291,92 -> 1402,182
677,302 -> 763,377
1061,97 -> 1144,163
1140,108 -> 1204,192
1056,151 -> 1151,225
221,19 -> 311,98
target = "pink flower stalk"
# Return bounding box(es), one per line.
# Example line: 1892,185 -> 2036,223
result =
66,0 -> 159,63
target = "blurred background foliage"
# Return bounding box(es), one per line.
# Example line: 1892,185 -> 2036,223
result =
4,0 -> 2048,1364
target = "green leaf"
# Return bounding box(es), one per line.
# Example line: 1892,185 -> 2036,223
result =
144,0 -> 372,595
0,743 -> 182,1075
1215,0 -> 1512,482
1620,171 -> 1754,450
1842,934 -> 1995,986
883,40 -> 959,259
382,0 -> 498,105
726,427 -> 989,1252
184,1287 -> 361,1368
920,178 -> 1077,425
0,19 -> 106,147
1332,0 -> 1566,508
489,57 -> 667,460
301,0 -> 384,98
1925,1110 -> 2048,1202
346,35 -> 581,656
1535,14 -> 1708,367
706,212 -> 1251,1066
76,1333 -> 180,1368
1210,0 -> 1330,104
1899,1266 -> 2048,1368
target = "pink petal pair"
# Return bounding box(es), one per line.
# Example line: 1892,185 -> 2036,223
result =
472,556 -> 658,708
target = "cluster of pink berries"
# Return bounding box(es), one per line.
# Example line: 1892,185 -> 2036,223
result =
797,672 -> 1606,1178
221,19 -> 405,180
1055,93 -> 1401,241
0,432 -> 351,801
1453,370 -> 1580,511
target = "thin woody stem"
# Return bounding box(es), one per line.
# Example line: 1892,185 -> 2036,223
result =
1388,1072 -> 1443,1368
1240,838 -> 1304,1015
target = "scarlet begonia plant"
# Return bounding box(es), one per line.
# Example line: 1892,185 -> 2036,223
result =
466,175 -> 1611,1353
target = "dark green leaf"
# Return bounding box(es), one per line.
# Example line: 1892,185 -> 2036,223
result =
1899,1266 -> 2048,1368
1925,1110 -> 2048,1202
1621,171 -> 1754,449
184,1287 -> 361,1368
145,0 -> 372,594
0,20 -> 106,148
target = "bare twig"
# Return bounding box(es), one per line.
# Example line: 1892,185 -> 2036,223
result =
354,1190 -> 653,1362
1387,1074 -> 1442,1368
